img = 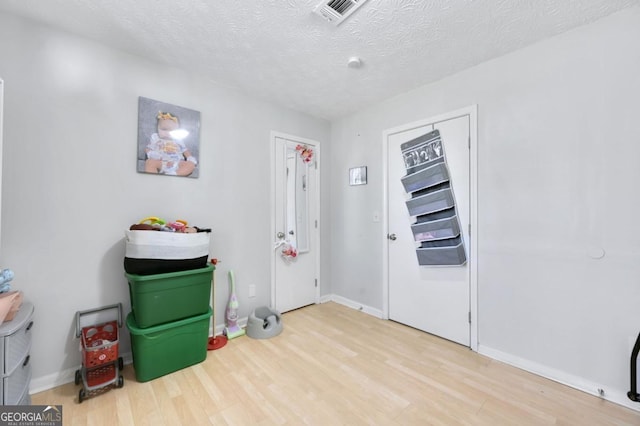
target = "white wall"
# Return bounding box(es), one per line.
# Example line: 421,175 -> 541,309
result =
330,7 -> 640,410
0,14 -> 330,390
2,5 -> 639,410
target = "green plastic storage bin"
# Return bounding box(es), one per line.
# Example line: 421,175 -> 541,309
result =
126,309 -> 211,382
125,265 -> 213,328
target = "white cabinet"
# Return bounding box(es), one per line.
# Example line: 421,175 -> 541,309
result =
0,302 -> 34,405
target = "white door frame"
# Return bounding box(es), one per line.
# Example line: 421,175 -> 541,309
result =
381,105 -> 478,351
270,131 -> 321,309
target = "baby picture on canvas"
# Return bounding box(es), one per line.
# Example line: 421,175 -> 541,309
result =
137,97 -> 201,178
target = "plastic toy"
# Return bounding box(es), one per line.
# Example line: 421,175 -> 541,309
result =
168,219 -> 188,232
130,217 -> 207,233
130,217 -> 170,231
140,216 -> 166,226
207,258 -> 228,351
224,270 -> 245,339
74,303 -> 124,403
246,306 -> 283,339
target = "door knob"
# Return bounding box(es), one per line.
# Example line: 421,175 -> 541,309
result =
289,230 -> 295,235
277,232 -> 285,239
388,233 -> 397,241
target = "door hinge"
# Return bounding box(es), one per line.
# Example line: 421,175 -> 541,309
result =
468,136 -> 471,149
315,220 -> 318,228
315,161 -> 318,170
468,223 -> 471,236
468,311 -> 471,324
315,279 -> 318,287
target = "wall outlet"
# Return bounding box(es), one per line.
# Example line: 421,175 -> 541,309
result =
248,284 -> 256,298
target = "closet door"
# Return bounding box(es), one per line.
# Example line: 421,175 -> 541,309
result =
387,114 -> 471,346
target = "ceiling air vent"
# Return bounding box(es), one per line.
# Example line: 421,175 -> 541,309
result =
313,0 -> 369,26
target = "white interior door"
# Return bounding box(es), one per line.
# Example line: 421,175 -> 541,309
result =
272,133 -> 320,313
386,113 -> 472,346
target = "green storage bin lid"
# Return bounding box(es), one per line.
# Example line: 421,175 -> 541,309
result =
125,264 -> 214,281
126,307 -> 212,335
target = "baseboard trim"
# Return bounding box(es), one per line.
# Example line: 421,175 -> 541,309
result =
320,294 -> 384,319
30,317 -> 247,395
478,344 -> 640,413
30,352 -> 134,395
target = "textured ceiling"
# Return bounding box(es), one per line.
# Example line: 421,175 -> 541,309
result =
0,0 -> 636,120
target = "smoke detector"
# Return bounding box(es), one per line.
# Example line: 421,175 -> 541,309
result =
313,0 -> 369,26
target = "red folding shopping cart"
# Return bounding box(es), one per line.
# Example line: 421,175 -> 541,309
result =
74,303 -> 124,403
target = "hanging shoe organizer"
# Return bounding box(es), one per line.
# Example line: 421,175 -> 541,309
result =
400,129 -> 466,266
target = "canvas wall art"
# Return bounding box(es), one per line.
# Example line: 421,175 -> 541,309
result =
137,97 -> 201,178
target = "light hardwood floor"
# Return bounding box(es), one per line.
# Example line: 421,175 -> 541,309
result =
33,302 -> 640,425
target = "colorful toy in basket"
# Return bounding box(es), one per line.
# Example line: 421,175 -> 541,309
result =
129,217 -> 210,233
125,217 -> 212,275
